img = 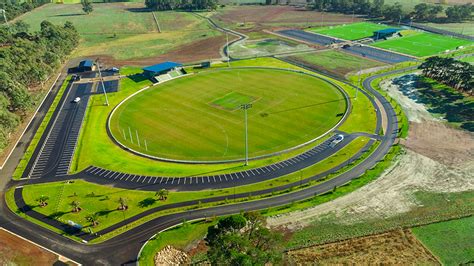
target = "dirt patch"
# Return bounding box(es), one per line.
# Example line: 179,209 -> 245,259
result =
286,229 -> 439,264
402,121 -> 474,166
268,147 -> 474,229
154,245 -> 189,265
0,228 -> 59,265
95,35 -> 228,67
214,6 -> 359,27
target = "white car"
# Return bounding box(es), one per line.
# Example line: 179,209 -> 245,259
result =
330,134 -> 344,147
73,97 -> 81,103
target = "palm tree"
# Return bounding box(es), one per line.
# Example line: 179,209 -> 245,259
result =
118,197 -> 128,211
36,195 -> 49,207
70,200 -> 81,213
86,213 -> 99,227
155,189 -> 169,201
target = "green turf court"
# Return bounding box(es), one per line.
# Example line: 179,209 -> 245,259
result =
110,68 -> 346,161
308,22 -> 392,41
371,31 -> 472,57
211,92 -> 257,111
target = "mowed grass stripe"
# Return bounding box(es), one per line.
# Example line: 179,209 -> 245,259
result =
111,69 -> 345,161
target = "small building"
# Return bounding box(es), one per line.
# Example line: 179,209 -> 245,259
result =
77,60 -> 95,72
142,61 -> 183,79
373,28 -> 399,40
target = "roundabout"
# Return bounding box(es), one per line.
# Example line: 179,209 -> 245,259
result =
109,68 -> 348,163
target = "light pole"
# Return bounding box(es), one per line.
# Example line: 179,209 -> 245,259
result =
95,59 -> 109,106
1,9 -> 9,29
240,103 -> 252,166
226,31 -> 231,67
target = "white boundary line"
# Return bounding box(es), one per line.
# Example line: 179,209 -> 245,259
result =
107,67 -> 351,164
0,73 -> 61,170
0,227 -> 82,265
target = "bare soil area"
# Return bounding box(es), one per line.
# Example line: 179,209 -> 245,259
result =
97,35 -> 228,67
214,6 -> 359,27
0,228 -> 59,265
286,229 -> 439,265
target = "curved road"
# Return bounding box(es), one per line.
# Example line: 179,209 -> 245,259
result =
0,62 -> 405,264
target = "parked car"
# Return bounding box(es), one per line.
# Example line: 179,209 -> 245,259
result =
330,134 -> 344,147
73,97 -> 81,103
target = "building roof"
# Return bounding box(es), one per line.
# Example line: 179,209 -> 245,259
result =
374,28 -> 399,34
143,62 -> 182,73
79,60 -> 94,68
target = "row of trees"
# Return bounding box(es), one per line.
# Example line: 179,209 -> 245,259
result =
0,0 -> 49,22
306,0 -> 473,23
145,0 -> 218,11
0,21 -> 79,152
419,56 -> 473,95
206,212 -> 283,265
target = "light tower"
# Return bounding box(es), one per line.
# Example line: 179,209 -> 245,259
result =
240,103 -> 252,166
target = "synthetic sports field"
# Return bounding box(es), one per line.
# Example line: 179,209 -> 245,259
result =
371,32 -> 472,57
110,68 -> 346,161
308,22 -> 392,41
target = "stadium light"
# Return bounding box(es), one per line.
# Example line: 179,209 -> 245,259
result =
240,103 -> 252,166
226,31 -> 231,67
95,59 -> 109,106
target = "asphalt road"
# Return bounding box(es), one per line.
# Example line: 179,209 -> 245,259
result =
0,65 -> 402,264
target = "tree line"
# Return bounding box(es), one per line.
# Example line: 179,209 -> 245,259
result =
0,21 -> 79,152
306,0 -> 473,23
1,0 -> 49,22
145,0 -> 218,11
419,56 -> 473,95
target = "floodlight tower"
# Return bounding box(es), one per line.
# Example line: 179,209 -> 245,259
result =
95,59 -> 109,106
240,103 -> 252,166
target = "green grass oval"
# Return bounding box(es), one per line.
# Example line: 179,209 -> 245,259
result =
110,68 -> 346,161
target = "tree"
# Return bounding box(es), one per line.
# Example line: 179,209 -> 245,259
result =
206,213 -> 283,265
383,3 -> 404,21
81,0 -> 93,14
155,189 -> 169,200
370,0 -> 385,17
86,213 -> 99,227
36,195 -> 49,207
118,197 -> 128,210
70,200 -> 81,212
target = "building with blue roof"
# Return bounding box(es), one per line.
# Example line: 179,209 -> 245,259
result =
373,28 -> 400,40
78,60 -> 95,72
142,62 -> 183,78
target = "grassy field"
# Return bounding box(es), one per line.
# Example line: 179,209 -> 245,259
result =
412,216 -> 474,265
19,3 -> 220,60
308,22 -> 392,40
371,31 -> 472,57
460,55 -> 474,64
110,68 -> 345,161
285,50 -> 385,77
421,21 -> 474,37
72,58 -> 376,176
139,220 -> 213,266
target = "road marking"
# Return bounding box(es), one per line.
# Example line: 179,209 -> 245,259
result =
239,172 -> 245,178
229,174 -> 233,180
213,176 -> 216,182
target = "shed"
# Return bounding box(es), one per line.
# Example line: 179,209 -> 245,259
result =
142,62 -> 183,78
78,60 -> 95,72
373,28 -> 399,40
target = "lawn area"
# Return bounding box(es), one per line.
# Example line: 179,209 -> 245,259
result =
110,68 -> 346,161
308,22 -> 392,41
412,216 -> 474,265
460,55 -> 474,64
421,21 -> 474,37
230,39 -> 313,59
285,50 -> 385,78
139,220 -> 213,266
72,58 -> 376,176
371,31 -> 472,57
19,3 -> 220,60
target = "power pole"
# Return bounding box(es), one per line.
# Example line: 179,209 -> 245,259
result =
240,103 -> 252,166
95,59 -> 109,106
